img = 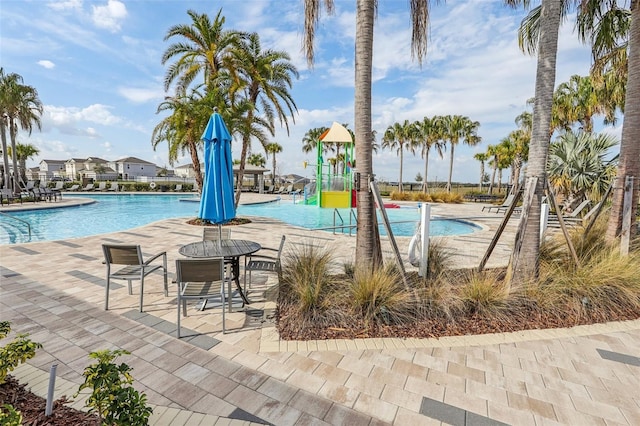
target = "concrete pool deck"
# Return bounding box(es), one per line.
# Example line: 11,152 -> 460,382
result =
1,195 -> 639,425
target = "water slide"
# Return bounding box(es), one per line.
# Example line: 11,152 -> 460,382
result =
304,193 -> 318,205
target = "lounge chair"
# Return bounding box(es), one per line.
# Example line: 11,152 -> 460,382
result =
0,189 -> 22,205
175,258 -> 231,336
102,244 -> 168,312
81,183 -> 95,191
482,193 -> 515,213
548,199 -> 592,223
275,186 -> 285,194
284,184 -> 293,194
67,184 -> 80,191
174,184 -> 183,192
265,185 -> 274,194
244,235 -> 286,288
107,182 -> 119,191
95,182 -> 107,191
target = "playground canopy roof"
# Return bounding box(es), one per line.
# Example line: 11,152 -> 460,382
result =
320,122 -> 352,144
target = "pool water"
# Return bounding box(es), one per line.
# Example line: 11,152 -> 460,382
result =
0,194 -> 479,244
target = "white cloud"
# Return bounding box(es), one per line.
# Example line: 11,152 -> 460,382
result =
37,60 -> 55,69
47,0 -> 82,12
44,104 -> 122,136
117,86 -> 164,104
92,0 -> 127,32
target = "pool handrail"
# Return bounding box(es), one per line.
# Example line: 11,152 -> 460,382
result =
0,211 -> 31,240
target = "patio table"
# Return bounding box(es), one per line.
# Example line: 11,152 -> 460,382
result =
178,239 -> 261,311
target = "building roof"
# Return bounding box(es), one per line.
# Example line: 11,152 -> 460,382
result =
114,156 -> 155,165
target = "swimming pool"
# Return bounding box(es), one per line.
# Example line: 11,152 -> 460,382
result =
0,194 -> 480,244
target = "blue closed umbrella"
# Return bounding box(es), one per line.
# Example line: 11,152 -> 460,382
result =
198,110 -> 236,236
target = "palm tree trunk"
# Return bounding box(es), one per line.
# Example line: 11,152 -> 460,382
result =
9,119 -> 20,192
355,0 -> 382,268
1,123 -> 10,190
512,0 -> 561,283
423,149 -> 430,193
446,143 -> 455,193
235,134 -> 250,207
188,139 -> 203,194
606,1 -> 640,241
497,169 -> 502,193
478,162 -> 484,192
398,148 -> 404,193
489,166 -> 496,195
272,154 -> 277,187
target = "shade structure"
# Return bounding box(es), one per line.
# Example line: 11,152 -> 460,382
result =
198,112 -> 236,225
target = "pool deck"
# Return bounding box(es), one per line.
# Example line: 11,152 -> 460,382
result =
1,194 -> 639,425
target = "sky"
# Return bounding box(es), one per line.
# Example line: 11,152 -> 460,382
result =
0,0 -> 618,185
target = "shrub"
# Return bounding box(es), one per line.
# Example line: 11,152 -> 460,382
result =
0,321 -> 42,385
280,242 -> 336,317
76,349 -> 152,426
426,238 -> 454,279
412,192 -> 432,202
0,404 -> 22,425
390,191 -> 413,201
349,263 -> 413,326
458,270 -> 511,315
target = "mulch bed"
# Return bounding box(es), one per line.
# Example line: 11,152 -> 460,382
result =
277,303 -> 640,341
0,376 -> 99,425
186,217 -> 252,226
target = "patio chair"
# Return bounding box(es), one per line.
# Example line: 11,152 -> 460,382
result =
265,185 -> 274,193
102,244 -> 168,312
81,183 -> 95,191
482,193 -> 515,213
175,258 -> 231,336
174,184 -> 183,192
244,235 -> 286,288
203,227 -> 231,241
96,182 -> 107,191
284,184 -> 293,194
67,184 -> 80,191
107,182 -> 119,191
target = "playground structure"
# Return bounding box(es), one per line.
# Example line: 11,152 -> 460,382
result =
304,122 -> 355,208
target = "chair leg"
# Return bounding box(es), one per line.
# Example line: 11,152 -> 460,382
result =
139,277 -> 144,312
177,294 -> 181,338
162,256 -> 168,297
127,280 -> 133,295
105,276 -> 110,310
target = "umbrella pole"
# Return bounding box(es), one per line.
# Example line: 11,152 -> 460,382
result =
217,224 -> 222,249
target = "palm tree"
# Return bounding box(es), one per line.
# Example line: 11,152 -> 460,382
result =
8,142 -> 39,184
415,116 -> 445,193
247,152 -> 266,167
303,0 -> 438,269
225,32 -> 298,207
474,152 -> 489,192
0,69 -> 43,192
486,144 -> 500,195
382,120 -> 416,193
553,74 -> 604,132
518,0 -> 638,241
161,9 -> 242,92
507,0 -> 562,282
152,90 -> 211,191
440,114 -> 481,193
302,127 -> 329,155
265,142 -> 282,186
548,130 -> 618,206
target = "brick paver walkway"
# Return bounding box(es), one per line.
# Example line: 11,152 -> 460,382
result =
1,194 -> 639,425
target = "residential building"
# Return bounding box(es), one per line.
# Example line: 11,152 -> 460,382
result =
109,157 -> 157,180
